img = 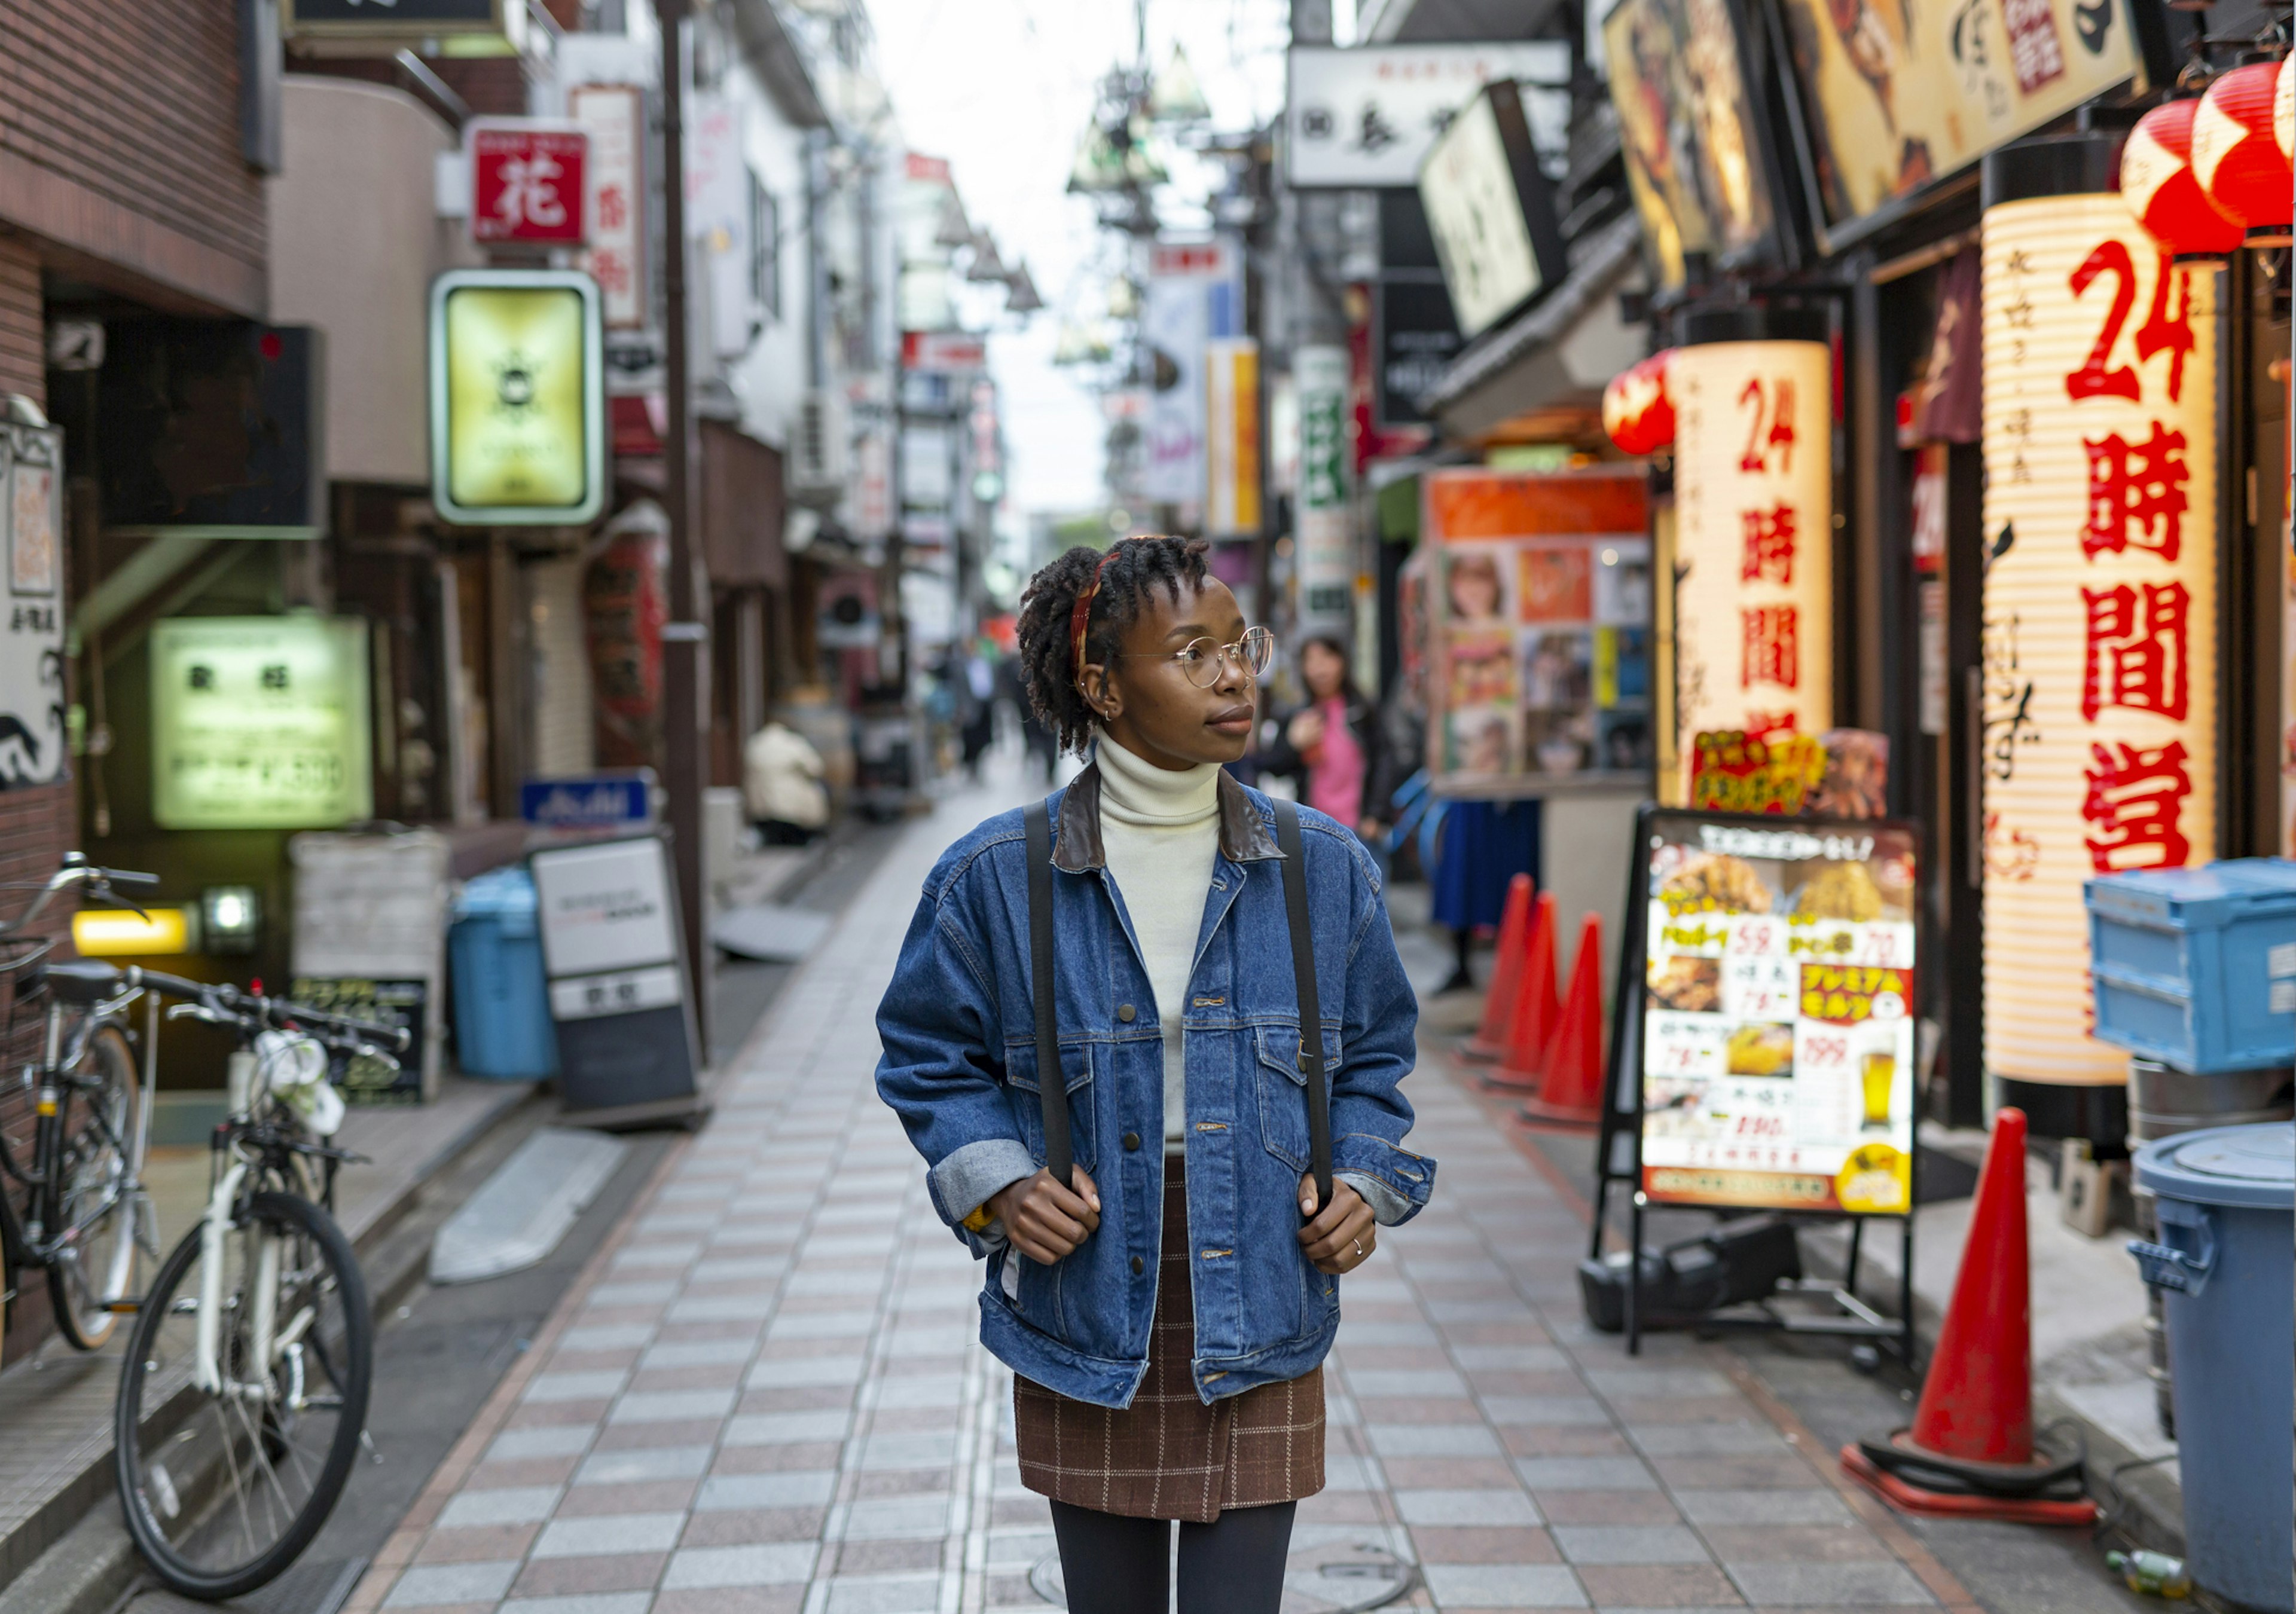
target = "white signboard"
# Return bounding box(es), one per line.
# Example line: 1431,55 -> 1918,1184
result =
569,84 -> 647,329
1286,43 -> 1571,188
531,837 -> 680,979
1143,239 -> 1241,506
687,95 -> 756,360
1420,88 -> 1545,338
0,426 -> 66,789
1294,346 -> 1352,629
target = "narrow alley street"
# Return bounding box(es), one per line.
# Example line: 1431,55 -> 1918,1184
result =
337,770 -> 2142,1614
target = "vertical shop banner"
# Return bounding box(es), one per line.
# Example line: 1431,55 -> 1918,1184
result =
568,85 -> 648,329
0,425 -> 65,788
1638,811 -> 1921,1214
1143,240 -> 1241,506
1203,338 -> 1260,539
1295,346 -> 1352,628
1980,195 -> 2219,1086
687,96 -> 756,360
1670,339 -> 1836,764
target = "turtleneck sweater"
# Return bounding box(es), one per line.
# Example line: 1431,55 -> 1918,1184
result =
1093,738 -> 1220,1151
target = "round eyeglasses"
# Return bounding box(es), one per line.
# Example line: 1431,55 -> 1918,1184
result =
1116,625 -> 1275,688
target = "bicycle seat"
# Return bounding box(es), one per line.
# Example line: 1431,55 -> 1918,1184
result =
43,959 -> 125,1004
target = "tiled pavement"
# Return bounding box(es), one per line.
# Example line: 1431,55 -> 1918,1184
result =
347,777 -> 1985,1614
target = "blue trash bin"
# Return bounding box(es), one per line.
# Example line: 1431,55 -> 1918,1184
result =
2129,1123 -> 2295,1613
448,867 -> 560,1078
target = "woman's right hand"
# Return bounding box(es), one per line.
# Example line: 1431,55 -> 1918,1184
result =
990,1167 -> 1101,1264
1286,709 -> 1325,754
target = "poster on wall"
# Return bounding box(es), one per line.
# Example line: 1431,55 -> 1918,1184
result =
1979,193 -> 2218,1087
1423,470 -> 1653,791
1600,0 -> 1776,289
1775,0 -> 2151,249
1638,808 -> 1921,1215
150,616 -> 374,829
0,426 -> 66,790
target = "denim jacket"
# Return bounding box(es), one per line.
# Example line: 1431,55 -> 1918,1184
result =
875,763 -> 1436,1410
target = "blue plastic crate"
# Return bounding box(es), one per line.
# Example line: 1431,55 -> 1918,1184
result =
2087,860 -> 2296,1074
448,867 -> 560,1079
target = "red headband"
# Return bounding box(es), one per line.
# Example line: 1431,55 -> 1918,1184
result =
1068,546 -> 1121,693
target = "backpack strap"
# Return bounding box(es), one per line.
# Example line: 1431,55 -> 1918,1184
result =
1272,799 -> 1335,1213
1023,799 -> 1073,1190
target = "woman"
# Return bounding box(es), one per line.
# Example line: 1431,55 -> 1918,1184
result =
1260,635 -> 1389,842
876,537 -> 1435,1613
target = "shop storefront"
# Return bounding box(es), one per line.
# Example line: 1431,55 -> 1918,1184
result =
1578,0 -> 2290,1146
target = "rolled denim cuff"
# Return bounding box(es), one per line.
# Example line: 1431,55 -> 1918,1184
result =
929,1136 -> 1039,1234
1330,1133 -> 1435,1225
1335,1170 -> 1411,1228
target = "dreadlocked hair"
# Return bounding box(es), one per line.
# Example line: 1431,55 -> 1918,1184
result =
1016,536 -> 1211,756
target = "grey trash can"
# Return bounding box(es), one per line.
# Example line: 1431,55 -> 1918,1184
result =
2129,1123 -> 2295,1613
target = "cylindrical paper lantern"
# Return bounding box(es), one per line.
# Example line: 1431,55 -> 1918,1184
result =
1980,170 -> 2220,1090
2120,99 -> 2246,257
2277,56 -> 2292,163
2191,63 -> 2293,232
1669,314 -> 1834,757
1602,351 -> 1676,456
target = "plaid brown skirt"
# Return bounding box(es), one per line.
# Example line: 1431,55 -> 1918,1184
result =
1012,1158 -> 1325,1522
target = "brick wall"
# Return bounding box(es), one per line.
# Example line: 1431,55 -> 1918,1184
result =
0,0 -> 265,316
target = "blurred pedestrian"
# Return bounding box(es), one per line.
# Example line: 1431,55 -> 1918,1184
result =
1259,635 -> 1385,843
875,536 -> 1437,1614
742,720 -> 830,845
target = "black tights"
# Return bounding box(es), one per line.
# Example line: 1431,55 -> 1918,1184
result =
1049,1498 -> 1296,1614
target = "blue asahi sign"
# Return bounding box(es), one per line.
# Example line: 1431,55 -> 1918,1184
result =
519,771 -> 655,829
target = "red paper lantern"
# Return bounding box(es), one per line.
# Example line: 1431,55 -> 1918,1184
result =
1602,351 -> 1675,456
2191,63 -> 2293,233
2121,99 -> 2247,256
2277,56 -> 2292,163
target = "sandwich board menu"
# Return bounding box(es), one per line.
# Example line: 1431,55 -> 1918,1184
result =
1637,809 -> 1920,1216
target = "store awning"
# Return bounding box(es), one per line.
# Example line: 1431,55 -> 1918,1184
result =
1421,210 -> 1645,444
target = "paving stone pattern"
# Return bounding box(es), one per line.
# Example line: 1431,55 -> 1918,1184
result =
349,781 -> 1968,1614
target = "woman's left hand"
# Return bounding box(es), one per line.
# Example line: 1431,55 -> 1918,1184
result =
1296,1175 -> 1376,1276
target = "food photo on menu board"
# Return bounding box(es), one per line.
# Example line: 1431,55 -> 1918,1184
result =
1429,472 -> 1653,785
1637,811 -> 1921,1218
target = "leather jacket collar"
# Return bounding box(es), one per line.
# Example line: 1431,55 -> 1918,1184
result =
1052,759 -> 1281,873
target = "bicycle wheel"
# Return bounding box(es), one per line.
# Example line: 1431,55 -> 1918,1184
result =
46,1022 -> 142,1350
115,1190 -> 373,1600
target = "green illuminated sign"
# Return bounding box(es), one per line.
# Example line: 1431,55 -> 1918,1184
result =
429,268 -> 605,525
151,616 -> 373,829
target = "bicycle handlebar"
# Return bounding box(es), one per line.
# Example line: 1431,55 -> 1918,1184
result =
0,857 -> 163,936
136,969 -> 411,1053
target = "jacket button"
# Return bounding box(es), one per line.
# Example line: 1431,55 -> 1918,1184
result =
1131,1255 -> 1145,1275
1122,1132 -> 1141,1151
1116,1003 -> 1136,1022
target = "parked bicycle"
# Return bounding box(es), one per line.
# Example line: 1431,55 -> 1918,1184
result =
0,854 -> 163,1352
69,962 -> 408,1600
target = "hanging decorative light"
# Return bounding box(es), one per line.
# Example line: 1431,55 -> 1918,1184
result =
2191,61 -> 2294,244
1147,44 -> 1210,124
2277,56 -> 2292,164
2121,98 -> 2247,257
1601,351 -> 1676,456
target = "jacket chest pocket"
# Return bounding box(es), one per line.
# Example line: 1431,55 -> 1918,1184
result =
1254,1022 -> 1337,1173
1007,1040 -> 1098,1174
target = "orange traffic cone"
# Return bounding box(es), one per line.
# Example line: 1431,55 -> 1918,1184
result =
1518,914 -> 1605,1128
1839,1108 -> 2097,1525
1486,892 -> 1559,1092
1461,875 -> 1534,1063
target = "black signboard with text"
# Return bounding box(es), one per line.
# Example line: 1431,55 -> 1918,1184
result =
1375,277 -> 1462,430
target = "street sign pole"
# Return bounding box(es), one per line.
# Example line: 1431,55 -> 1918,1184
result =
658,0 -> 710,1056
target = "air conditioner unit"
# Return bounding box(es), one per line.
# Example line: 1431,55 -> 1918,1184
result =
789,389 -> 850,506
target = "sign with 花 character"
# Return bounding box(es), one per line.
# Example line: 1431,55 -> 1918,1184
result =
1669,329 -> 1836,782
1980,169 -> 2219,1089
1638,810 -> 1921,1214
150,616 -> 373,829
429,268 -> 606,525
468,120 -> 588,247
